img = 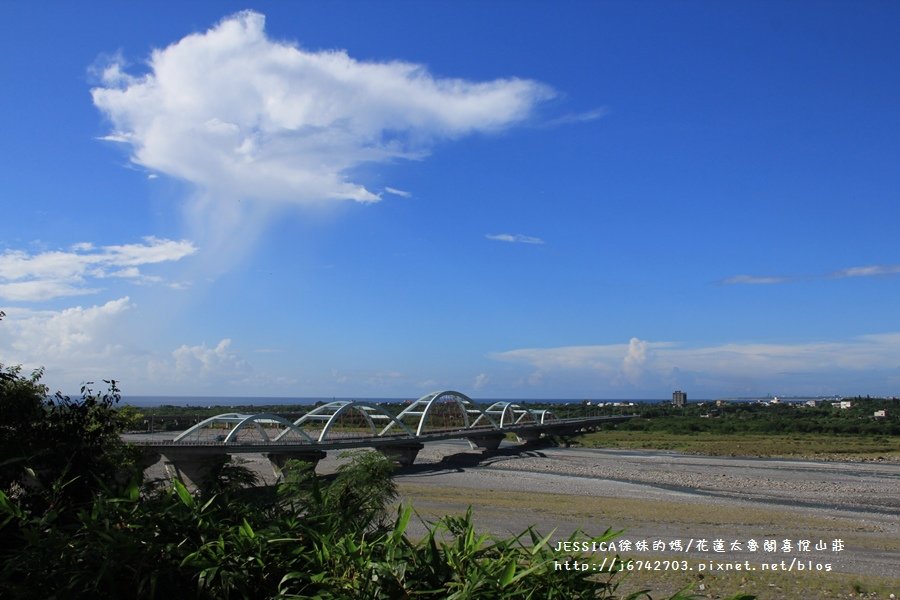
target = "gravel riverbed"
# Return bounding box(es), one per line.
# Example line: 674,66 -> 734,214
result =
138,438 -> 900,590
389,441 -> 900,585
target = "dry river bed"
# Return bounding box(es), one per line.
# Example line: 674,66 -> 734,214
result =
388,441 -> 900,598
140,439 -> 899,597
388,442 -> 899,570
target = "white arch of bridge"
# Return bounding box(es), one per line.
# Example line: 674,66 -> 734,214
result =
276,400 -> 416,443
169,395 -> 558,444
174,412 -> 315,443
531,409 -> 556,424
471,401 -> 539,428
381,390 -> 497,437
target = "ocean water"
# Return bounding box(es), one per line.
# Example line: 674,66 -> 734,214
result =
124,396 -> 394,408
121,395 -> 664,408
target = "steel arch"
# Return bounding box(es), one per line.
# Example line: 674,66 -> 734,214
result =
278,400 -> 416,443
531,409 -> 556,424
382,390 -> 494,437
472,401 -> 537,428
174,412 -> 314,443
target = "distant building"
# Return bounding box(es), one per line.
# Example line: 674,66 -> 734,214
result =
672,390 -> 687,407
874,410 -> 887,419
840,401 -> 853,409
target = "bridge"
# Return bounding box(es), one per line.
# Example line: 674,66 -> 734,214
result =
128,390 -> 635,488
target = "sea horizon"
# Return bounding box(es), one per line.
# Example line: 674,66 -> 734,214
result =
114,394 -> 840,408
120,395 -> 669,408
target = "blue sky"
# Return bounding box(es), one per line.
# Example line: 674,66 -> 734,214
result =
2,1 -> 899,399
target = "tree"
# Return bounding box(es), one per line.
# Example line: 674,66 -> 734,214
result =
116,404 -> 145,431
1,310 -> 136,512
0,364 -> 47,494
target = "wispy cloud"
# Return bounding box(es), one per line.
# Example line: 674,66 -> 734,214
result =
831,264 -> 900,278
486,233 -> 545,245
720,274 -> 790,285
543,106 -> 609,127
92,10 -> 553,249
723,263 -> 900,285
384,187 -> 412,198
0,237 -> 196,301
0,280 -> 100,302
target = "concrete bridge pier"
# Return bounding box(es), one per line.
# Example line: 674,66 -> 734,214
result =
514,430 -> 544,444
466,432 -> 506,452
136,449 -> 162,471
267,450 -> 327,478
124,449 -> 163,485
546,426 -> 581,437
161,451 -> 228,490
377,442 -> 424,466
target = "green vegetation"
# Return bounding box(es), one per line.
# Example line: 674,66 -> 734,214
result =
574,431 -> 900,459
0,349 -> 752,598
609,398 -> 899,436
551,398 -> 900,459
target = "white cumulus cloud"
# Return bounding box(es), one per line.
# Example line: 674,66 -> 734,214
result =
91,10 -> 553,221
171,339 -> 251,378
0,298 -> 134,388
0,300 -> 292,394
0,301 -> 267,393
473,372 -> 489,390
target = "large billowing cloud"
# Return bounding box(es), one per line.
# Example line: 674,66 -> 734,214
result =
92,10 -> 553,215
